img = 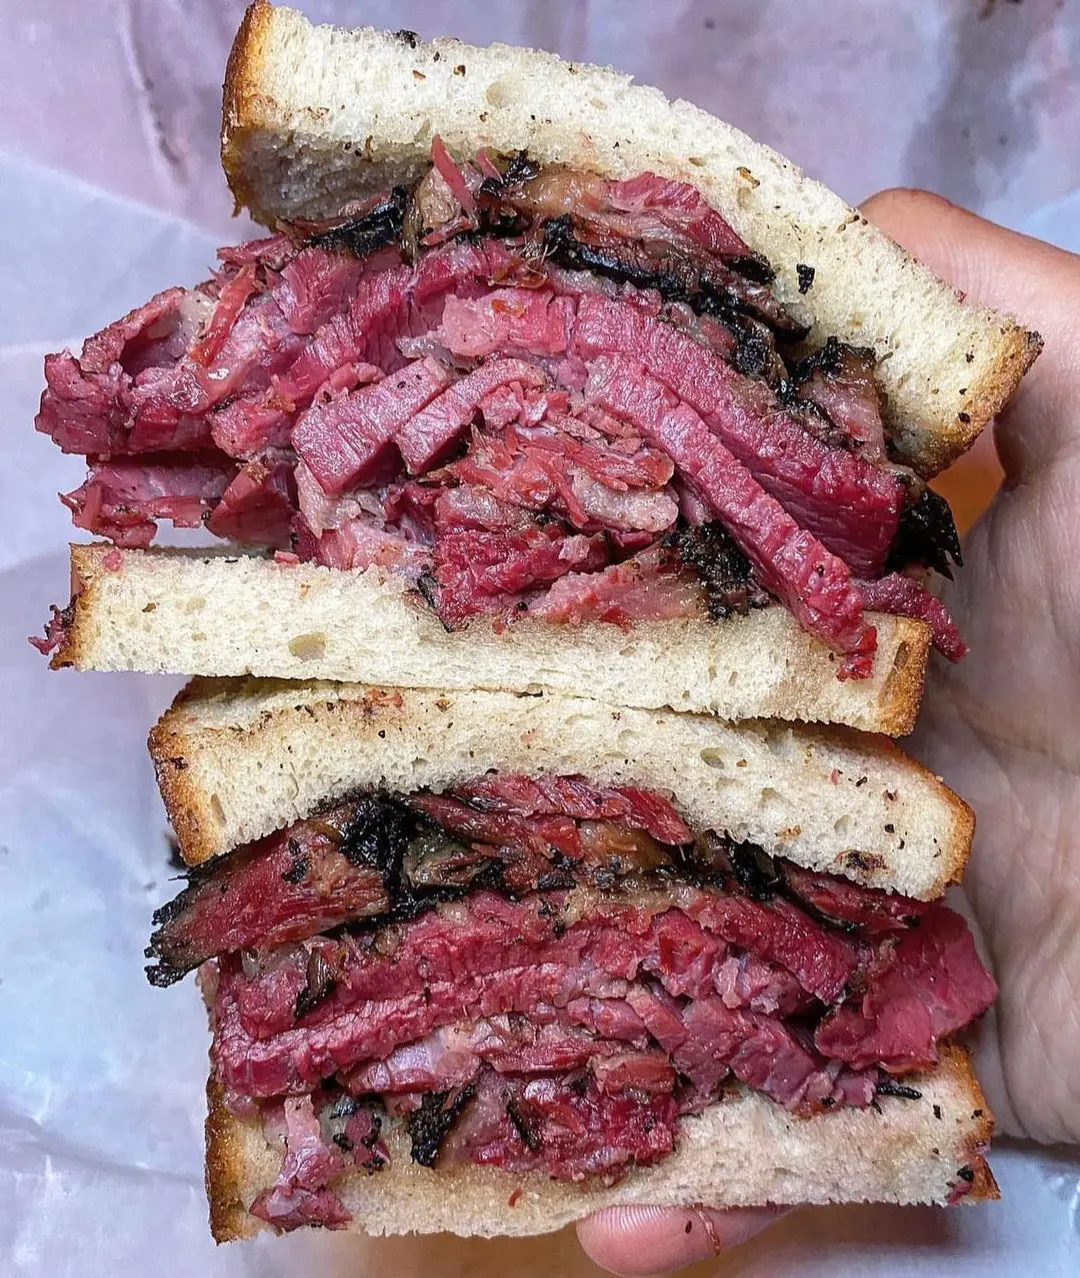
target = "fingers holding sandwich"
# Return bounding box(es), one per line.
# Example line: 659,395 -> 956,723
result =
576,1204 -> 787,1275
860,188 -> 1080,481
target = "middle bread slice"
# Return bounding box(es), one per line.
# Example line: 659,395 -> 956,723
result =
151,678 -> 970,898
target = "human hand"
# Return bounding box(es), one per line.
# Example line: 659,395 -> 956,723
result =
577,192 -> 1080,1274
864,190 -> 1080,1148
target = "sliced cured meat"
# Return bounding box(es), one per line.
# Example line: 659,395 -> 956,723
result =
301,513 -> 431,576
39,151 -> 968,674
145,807 -> 390,985
293,358 -> 453,494
858,572 -> 967,661
249,1095 -> 350,1230
395,359 -> 548,474
781,863 -> 931,935
431,522 -> 610,627
442,1069 -> 677,1180
814,904 -> 997,1071
61,456 -> 236,549
572,295 -> 905,576
343,1015 -> 668,1095
791,338 -> 888,462
206,452 -> 297,546
584,357 -> 877,674
211,887 -> 861,1089
438,289 -> 574,358
37,286 -> 205,455
530,546 -> 705,625
448,773 -> 691,845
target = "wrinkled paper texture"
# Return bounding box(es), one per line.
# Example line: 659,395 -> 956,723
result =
1,2 -> 1078,1275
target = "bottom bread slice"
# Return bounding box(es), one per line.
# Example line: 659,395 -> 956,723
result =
206,1044 -> 995,1240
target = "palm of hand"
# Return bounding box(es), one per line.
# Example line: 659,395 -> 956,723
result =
858,187 -> 1080,1147
915,436 -> 1080,1144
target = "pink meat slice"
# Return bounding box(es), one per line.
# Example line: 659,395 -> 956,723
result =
449,773 -> 692,845
249,1095 -> 350,1231
61,456 -> 236,549
442,1069 -> 678,1180
38,286 -> 211,456
571,295 -> 905,576
530,548 -> 705,625
205,451 -> 297,546
216,888 -> 857,1055
814,904 -> 997,1071
438,289 -> 574,358
293,357 -> 453,494
584,356 -> 877,674
432,523 -> 610,628
858,572 -> 967,661
395,359 -> 549,474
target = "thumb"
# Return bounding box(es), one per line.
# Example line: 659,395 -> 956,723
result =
576,1205 -> 787,1275
860,188 -> 1080,479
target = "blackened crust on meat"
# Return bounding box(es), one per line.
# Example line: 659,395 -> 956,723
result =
146,779 -> 938,992
505,1096 -> 544,1151
338,794 -> 416,879
294,948 -> 338,1021
305,186 -> 410,259
541,215 -> 807,346
415,571 -> 454,632
543,214 -> 688,296
724,254 -> 776,286
502,151 -> 542,187
886,487 -> 963,579
876,1078 -> 923,1100
726,842 -> 782,901
792,335 -> 877,381
338,795 -> 500,923
477,150 -> 541,199
281,844 -> 309,884
145,853 -> 238,986
671,522 -> 771,620
145,958 -> 189,988
408,1084 -> 478,1167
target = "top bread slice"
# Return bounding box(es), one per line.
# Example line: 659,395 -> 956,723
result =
223,1 -> 1039,475
149,677 -> 973,900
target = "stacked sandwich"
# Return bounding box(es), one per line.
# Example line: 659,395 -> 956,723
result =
33,2 -> 1037,1242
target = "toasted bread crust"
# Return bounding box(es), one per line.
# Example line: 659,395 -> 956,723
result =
53,543 -> 931,737
203,1043 -> 995,1241
922,322 -> 1041,473
220,0 -> 276,219
206,1077 -> 257,1242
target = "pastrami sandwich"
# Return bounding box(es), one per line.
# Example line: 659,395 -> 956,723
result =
32,2 -> 1039,734
147,680 -> 997,1238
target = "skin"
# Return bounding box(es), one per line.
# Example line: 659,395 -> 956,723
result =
577,190 -> 1080,1275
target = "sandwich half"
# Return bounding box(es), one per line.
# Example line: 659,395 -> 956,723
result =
146,679 -> 997,1239
33,2 -> 1040,734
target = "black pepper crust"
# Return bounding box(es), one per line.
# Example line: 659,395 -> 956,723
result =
408,1085 -> 477,1166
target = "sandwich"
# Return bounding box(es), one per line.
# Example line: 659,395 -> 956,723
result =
31,1 -> 1039,735
28,2 -> 1018,1244
147,679 -> 997,1238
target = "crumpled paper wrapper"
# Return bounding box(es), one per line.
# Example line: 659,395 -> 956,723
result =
2,3 -> 1078,1275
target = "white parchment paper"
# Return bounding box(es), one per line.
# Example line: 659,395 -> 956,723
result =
2,2 -> 1079,1274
